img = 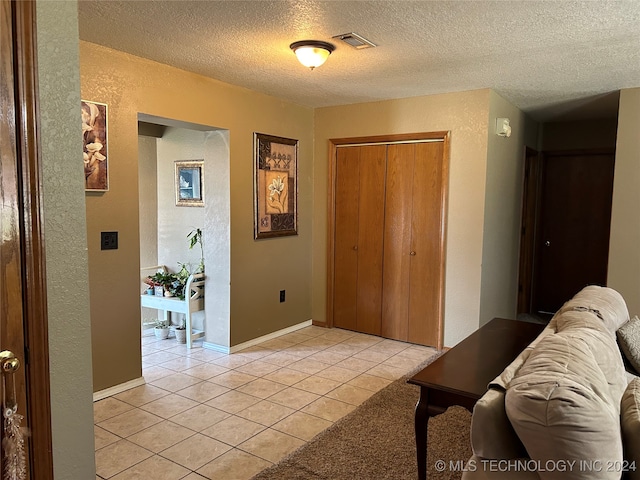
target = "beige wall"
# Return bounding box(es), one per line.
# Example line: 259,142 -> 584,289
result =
479,91 -> 538,326
81,42 -> 314,390
36,1 -> 96,477
313,90 -> 492,347
609,88 -> 640,317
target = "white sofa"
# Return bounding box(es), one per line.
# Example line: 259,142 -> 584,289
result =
463,286 -> 640,480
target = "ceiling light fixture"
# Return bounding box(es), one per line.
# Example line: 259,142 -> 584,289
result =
290,40 -> 335,70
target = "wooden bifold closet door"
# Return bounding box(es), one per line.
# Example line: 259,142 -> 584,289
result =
331,134 -> 448,348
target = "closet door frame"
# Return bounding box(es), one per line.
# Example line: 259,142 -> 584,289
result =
325,132 -> 450,349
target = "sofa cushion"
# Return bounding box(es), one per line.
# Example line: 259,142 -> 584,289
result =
617,316 -> 640,374
505,317 -> 626,479
621,378 -> 640,480
471,388 -> 528,459
555,285 -> 629,336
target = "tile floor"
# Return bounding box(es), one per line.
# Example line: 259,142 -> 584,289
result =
94,325 -> 437,480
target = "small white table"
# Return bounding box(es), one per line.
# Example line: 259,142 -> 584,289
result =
141,273 -> 205,348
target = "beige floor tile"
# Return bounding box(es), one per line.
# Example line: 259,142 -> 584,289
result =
396,345 -> 438,360
235,345 -> 274,361
296,326 -> 327,338
211,355 -> 253,369
95,439 -> 153,478
98,408 -> 163,437
340,333 -> 384,348
258,338 -> 296,350
114,384 -> 170,407
140,393 -> 199,418
94,397 -> 135,423
205,390 -> 261,414
201,415 -> 266,446
149,373 -> 203,392
383,353 -> 425,370
158,356 -> 204,372
176,380 -> 229,402
267,387 -> 319,410
301,397 -> 356,422
352,348 -> 394,363
236,378 -> 288,399
161,433 -> 232,470
186,348 -> 226,362
292,375 -> 341,395
196,449 -> 272,480
324,342 -> 367,356
279,331 -> 316,343
94,425 -> 120,450
236,400 -> 295,426
127,420 -> 195,453
169,404 -> 231,432
110,455 -> 190,480
208,371 -> 257,389
336,356 -> 379,373
366,363 -> 407,380
238,428 -> 304,463
368,339 -> 410,355
262,367 -> 309,386
182,474 -> 209,480
319,329 -> 354,341
259,351 -> 302,367
305,350 -> 349,365
142,365 -> 175,383
182,363 -> 229,380
299,336 -> 340,348
347,373 -> 393,392
272,411 -> 333,441
315,365 -> 359,383
288,358 -> 331,375
143,351 -> 182,366
278,343 -> 318,358
235,360 -> 281,377
325,383 -> 375,406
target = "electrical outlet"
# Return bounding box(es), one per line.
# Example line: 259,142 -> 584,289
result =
101,231 -> 118,250
280,290 -> 285,303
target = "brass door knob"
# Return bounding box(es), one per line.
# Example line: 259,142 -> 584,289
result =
409,251 -> 416,256
0,351 -> 20,373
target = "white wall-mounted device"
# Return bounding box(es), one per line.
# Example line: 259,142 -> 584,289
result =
496,118 -> 512,137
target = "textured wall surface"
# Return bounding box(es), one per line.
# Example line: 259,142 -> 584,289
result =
80,41 -> 314,389
478,91 -> 537,327
314,89 -> 492,347
36,1 -> 96,478
609,88 -> 640,317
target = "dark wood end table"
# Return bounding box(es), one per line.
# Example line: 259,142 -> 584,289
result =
407,318 -> 545,480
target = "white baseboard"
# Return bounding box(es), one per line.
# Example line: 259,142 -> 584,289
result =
203,319 -> 313,354
93,376 -> 145,402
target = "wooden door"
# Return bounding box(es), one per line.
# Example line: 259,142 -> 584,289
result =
382,142 -> 445,347
333,145 -> 386,335
0,1 -> 54,477
532,151 -> 615,313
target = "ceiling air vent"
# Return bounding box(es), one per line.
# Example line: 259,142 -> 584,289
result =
332,32 -> 377,50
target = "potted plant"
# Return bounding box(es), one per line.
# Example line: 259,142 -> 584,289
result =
187,227 -> 204,273
153,319 -> 170,340
174,319 -> 187,344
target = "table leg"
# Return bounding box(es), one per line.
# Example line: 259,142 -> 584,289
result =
415,387 -> 429,480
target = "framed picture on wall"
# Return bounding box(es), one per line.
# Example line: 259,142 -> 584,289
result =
81,100 -> 109,191
254,133 -> 298,239
175,160 -> 204,207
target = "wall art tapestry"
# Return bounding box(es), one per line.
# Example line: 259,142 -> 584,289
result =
254,133 -> 298,239
175,160 -> 204,207
81,100 -> 108,191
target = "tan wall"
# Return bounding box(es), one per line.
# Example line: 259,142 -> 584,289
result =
313,89 -> 492,347
81,42 -> 314,390
609,88 -> 640,317
36,1 -> 96,477
478,92 -> 538,326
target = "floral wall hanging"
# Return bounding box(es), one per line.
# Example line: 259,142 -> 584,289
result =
254,133 -> 298,239
81,100 -> 108,191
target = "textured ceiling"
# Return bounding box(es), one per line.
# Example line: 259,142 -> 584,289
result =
77,0 -> 640,121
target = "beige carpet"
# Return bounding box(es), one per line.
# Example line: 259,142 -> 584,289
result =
252,354 -> 472,480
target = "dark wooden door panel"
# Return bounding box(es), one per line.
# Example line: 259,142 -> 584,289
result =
533,152 -> 615,313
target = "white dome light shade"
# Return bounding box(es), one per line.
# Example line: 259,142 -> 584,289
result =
290,40 -> 335,70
